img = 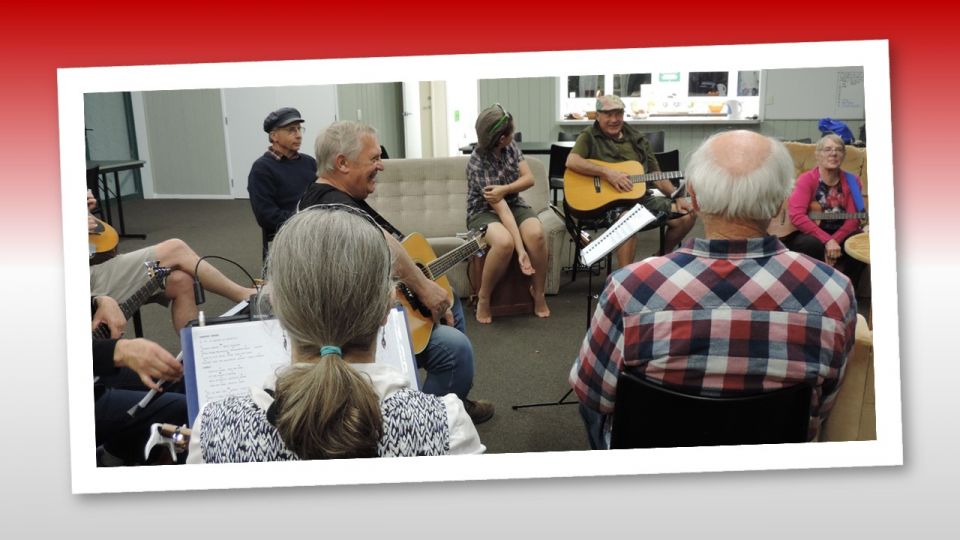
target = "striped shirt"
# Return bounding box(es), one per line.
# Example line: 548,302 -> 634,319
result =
569,236 -> 857,440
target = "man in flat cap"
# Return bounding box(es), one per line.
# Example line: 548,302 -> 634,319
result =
248,107 -> 318,259
565,95 -> 696,268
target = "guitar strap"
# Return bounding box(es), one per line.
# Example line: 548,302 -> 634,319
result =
843,171 -> 865,212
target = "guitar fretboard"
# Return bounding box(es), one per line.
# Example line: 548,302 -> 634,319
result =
426,238 -> 483,279
629,170 -> 684,185
809,212 -> 868,220
91,269 -> 168,340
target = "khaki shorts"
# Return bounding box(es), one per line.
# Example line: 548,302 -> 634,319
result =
89,246 -> 170,306
467,206 -> 539,231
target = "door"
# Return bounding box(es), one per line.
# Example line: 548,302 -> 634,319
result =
222,86 -> 338,198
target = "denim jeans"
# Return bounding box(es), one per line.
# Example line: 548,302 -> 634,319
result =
415,295 -> 475,400
95,387 -> 187,464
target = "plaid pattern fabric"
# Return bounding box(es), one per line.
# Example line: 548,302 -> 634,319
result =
466,141 -> 529,221
569,236 -> 857,440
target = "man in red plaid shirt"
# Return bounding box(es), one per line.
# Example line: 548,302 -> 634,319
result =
570,130 -> 858,449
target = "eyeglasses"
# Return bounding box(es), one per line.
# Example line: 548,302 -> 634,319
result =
277,125 -> 306,135
487,103 -> 512,134
818,147 -> 844,155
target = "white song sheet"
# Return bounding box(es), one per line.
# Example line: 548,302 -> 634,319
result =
578,204 -> 657,266
184,306 -> 418,423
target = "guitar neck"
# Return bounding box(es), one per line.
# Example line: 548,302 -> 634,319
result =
426,238 -> 482,280
809,212 -> 868,220
628,170 -> 683,185
91,276 -> 164,340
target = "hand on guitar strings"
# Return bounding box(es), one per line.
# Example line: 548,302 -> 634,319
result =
418,280 -> 455,326
92,295 -> 127,338
603,169 -> 633,192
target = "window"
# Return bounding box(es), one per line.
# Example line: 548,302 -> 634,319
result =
567,75 -> 605,98
688,71 -> 729,97
613,73 -> 652,97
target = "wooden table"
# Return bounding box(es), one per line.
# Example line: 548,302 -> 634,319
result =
845,232 -> 870,264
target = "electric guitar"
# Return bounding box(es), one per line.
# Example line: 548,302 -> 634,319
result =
563,159 -> 684,217
92,261 -> 171,339
768,201 -> 868,238
89,215 -> 119,265
397,228 -> 487,354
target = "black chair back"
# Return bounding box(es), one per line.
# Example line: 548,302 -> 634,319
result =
513,131 -> 522,142
654,149 -> 680,172
611,371 -> 811,449
548,144 -> 573,206
642,131 -> 665,153
558,131 -> 579,142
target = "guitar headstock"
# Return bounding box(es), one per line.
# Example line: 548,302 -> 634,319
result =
144,260 -> 172,284
468,225 -> 489,251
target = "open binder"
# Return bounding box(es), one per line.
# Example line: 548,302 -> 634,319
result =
578,204 -> 657,267
181,305 -> 418,426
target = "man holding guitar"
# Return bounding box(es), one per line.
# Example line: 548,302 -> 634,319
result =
298,121 -> 494,425
565,95 -> 696,268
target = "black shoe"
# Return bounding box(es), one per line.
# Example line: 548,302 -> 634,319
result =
464,399 -> 495,425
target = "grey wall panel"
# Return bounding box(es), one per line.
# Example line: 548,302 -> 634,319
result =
142,89 -> 230,196
478,77 -> 556,143
337,83 -> 405,158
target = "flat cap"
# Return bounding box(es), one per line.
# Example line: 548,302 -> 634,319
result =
263,107 -> 305,132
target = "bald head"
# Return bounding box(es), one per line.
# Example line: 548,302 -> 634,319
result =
686,130 -> 794,222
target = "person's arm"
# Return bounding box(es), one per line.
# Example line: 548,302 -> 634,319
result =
247,162 -> 292,234
788,170 -> 832,244
443,395 -> 486,455
481,159 -> 535,203
91,295 -> 126,338
566,152 -> 632,193
92,339 -> 120,377
829,174 -> 865,244
111,338 -> 184,391
384,232 -> 454,326
569,273 -> 627,415
489,199 -> 533,274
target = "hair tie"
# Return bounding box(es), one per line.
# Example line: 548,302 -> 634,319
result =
319,345 -> 342,357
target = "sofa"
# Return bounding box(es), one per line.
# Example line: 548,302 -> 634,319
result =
820,314 -> 876,441
366,156 -> 569,297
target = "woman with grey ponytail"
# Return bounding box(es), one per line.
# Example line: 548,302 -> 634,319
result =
187,207 -> 484,463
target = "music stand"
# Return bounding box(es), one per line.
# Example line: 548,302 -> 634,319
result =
511,208 -> 624,411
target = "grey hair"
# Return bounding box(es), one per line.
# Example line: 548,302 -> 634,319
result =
686,131 -> 795,221
315,121 -> 378,175
262,208 -> 393,459
815,133 -> 846,155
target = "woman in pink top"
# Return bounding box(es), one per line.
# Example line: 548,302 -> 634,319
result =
782,134 -> 865,286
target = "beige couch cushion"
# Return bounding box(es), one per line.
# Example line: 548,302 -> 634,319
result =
820,314 -> 876,442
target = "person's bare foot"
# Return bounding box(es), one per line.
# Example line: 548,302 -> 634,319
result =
475,296 -> 493,324
530,286 -> 550,318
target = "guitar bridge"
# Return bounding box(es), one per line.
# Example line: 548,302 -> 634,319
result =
593,176 -> 601,193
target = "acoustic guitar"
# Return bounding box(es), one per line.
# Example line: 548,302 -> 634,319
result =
397,228 -> 487,354
92,261 -> 170,339
563,159 -> 684,217
89,216 -> 119,265
768,201 -> 868,238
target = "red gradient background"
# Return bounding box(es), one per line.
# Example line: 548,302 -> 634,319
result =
0,2 -> 956,534
0,8 -> 954,256
0,8 -> 953,262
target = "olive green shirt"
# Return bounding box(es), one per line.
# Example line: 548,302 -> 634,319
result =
571,122 -> 660,174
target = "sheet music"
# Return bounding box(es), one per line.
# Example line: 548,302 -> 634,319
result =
578,204 -> 656,267
190,319 -> 290,407
183,307 -> 418,424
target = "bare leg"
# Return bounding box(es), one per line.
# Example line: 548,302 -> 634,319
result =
153,239 -> 257,303
615,236 -> 638,270
519,218 -> 550,318
163,269 -> 198,331
476,223 -> 514,324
